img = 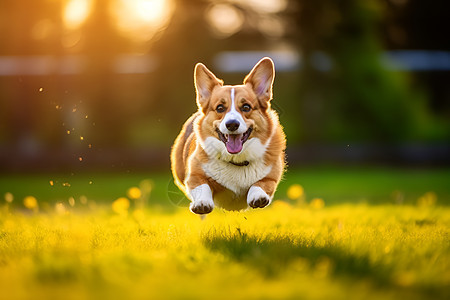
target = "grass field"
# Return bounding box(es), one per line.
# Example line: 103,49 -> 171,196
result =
0,167 -> 449,299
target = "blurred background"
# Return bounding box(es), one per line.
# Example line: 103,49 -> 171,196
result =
1,4 -> 449,297
0,0 -> 449,173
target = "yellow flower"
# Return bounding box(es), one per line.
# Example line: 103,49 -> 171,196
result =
79,195 -> 88,205
112,197 -> 130,215
310,198 -> 325,209
4,192 -> 13,203
127,187 -> 142,199
23,196 -> 38,210
272,200 -> 292,210
139,179 -> 153,194
287,184 -> 304,200
55,202 -> 67,215
132,209 -> 145,222
417,192 -> 437,207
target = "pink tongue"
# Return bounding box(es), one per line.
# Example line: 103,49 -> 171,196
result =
226,134 -> 243,154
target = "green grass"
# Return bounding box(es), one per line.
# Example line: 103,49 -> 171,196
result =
0,167 -> 449,299
2,167 -> 449,208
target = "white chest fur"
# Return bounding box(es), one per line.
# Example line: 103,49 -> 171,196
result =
201,137 -> 272,196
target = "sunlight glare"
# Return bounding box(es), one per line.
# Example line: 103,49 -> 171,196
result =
63,0 -> 92,29
111,0 -> 173,42
136,0 -> 165,24
245,0 -> 287,13
206,4 -> 244,38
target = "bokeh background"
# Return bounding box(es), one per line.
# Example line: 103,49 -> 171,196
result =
1,3 -> 449,298
0,0 -> 449,172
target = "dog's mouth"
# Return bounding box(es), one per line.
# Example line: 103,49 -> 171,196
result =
216,127 -> 253,154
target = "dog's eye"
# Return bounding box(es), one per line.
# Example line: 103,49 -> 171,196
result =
241,104 -> 252,112
216,104 -> 226,113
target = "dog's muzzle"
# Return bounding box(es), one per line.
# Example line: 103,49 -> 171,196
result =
216,127 -> 253,154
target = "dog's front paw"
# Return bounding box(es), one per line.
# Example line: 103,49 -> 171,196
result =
190,201 -> 214,214
188,184 -> 214,215
247,186 -> 271,209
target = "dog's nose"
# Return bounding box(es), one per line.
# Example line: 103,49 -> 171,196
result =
225,120 -> 240,132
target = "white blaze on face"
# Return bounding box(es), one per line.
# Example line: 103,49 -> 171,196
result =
219,88 -> 247,135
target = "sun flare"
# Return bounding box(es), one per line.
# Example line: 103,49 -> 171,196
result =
111,0 -> 173,41
63,0 -> 92,29
62,0 -> 173,42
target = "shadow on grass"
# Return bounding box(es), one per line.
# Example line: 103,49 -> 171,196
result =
203,229 -> 447,299
204,229 -> 387,281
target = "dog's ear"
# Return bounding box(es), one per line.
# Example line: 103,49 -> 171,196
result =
194,63 -> 223,111
243,57 -> 275,108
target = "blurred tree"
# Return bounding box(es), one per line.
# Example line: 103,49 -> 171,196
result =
0,1 -> 64,151
282,0 -> 441,143
0,0 -> 448,171
147,0 -> 225,128
380,0 -> 450,118
146,0 -> 287,135
147,0 -> 446,144
82,0 -> 131,147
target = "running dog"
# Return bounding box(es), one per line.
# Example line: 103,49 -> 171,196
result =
171,57 -> 286,214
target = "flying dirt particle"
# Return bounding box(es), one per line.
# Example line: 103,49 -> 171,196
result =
66,130 -> 71,135
89,180 -> 93,185
72,108 -> 77,113
62,182 -> 71,187
78,156 -> 83,162
85,115 -> 88,119
80,136 -> 84,141
88,144 -> 92,148
39,87 -> 43,92
49,180 -> 54,186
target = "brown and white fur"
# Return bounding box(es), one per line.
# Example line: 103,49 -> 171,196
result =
171,57 -> 286,214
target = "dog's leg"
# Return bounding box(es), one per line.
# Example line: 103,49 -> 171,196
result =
247,178 -> 277,209
188,183 -> 214,214
184,145 -> 215,214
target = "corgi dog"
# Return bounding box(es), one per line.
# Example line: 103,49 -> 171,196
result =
171,57 -> 286,214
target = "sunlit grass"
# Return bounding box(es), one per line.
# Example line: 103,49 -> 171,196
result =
0,167 -> 449,299
0,202 -> 449,299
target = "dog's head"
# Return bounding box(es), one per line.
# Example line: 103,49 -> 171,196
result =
193,57 -> 276,159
